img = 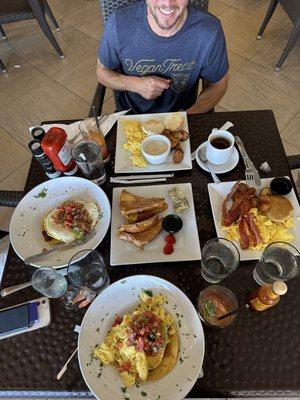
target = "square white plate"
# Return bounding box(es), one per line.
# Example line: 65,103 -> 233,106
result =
114,112 -> 192,173
110,183 -> 201,265
208,177 -> 300,261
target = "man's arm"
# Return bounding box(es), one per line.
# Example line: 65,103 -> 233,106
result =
186,73 -> 228,114
97,61 -> 170,100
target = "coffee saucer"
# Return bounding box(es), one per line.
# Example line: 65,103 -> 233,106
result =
195,141 -> 239,174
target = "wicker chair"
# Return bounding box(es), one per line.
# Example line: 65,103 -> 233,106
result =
257,0 -> 300,71
89,0 -> 209,117
0,0 -> 64,73
0,57 -> 6,73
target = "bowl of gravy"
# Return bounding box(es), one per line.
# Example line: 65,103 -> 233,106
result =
141,134 -> 171,165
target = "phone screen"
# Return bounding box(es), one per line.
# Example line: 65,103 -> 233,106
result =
0,304 -> 30,334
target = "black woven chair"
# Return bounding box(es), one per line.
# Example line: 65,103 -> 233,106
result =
0,0 -> 64,73
0,56 -> 6,73
88,0 -> 209,117
257,0 -> 300,71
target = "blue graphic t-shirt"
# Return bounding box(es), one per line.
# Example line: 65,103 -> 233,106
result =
98,2 -> 229,114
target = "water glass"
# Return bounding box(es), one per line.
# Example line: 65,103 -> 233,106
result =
31,266 -> 68,298
67,249 -> 110,293
72,139 -> 106,185
253,242 -> 300,285
201,238 -> 240,283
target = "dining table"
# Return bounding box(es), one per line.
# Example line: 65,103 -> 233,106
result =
0,109 -> 299,398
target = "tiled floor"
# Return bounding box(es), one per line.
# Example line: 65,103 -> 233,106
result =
0,0 -> 299,210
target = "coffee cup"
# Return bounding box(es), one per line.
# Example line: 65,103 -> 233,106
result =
205,130 -> 234,165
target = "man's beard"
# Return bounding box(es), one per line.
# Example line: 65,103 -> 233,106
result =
147,4 -> 185,31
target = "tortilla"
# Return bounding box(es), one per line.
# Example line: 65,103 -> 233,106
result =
146,347 -> 166,370
147,333 -> 179,381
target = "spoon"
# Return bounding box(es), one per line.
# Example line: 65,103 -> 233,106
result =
198,148 -> 220,184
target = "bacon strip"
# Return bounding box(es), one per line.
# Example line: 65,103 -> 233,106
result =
244,213 -> 262,247
238,216 -> 250,250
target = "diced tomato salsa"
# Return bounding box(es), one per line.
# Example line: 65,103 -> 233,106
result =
53,201 -> 93,237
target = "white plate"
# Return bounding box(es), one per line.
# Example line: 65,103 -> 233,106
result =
195,141 -> 239,174
208,177 -> 300,261
115,112 -> 192,173
110,183 -> 201,265
9,177 -> 111,268
78,275 -> 205,400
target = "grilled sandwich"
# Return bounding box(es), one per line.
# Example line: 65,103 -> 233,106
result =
118,218 -> 163,249
120,190 -> 167,216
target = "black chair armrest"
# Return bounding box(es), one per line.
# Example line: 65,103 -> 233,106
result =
0,191 -> 24,207
288,155 -> 300,170
88,82 -> 106,117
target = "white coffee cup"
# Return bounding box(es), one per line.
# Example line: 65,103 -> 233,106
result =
205,130 -> 234,165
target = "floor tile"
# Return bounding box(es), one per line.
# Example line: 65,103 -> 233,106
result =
209,0 -> 230,17
6,24 -> 99,103
253,25 -> 300,82
217,0 -> 237,6
47,0 -> 88,21
220,7 -> 285,59
0,127 -> 31,182
215,104 -> 229,112
0,19 -> 39,40
0,49 -> 46,108
282,138 -> 300,157
219,60 -> 299,131
281,112 -> 300,148
0,78 -> 89,148
64,0 -> 103,40
232,0 -> 290,27
102,95 -> 116,115
228,50 -> 248,76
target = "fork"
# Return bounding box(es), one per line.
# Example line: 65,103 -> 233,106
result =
234,136 -> 261,188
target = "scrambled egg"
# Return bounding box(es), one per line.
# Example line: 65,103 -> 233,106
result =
94,290 -> 175,387
121,119 -> 147,168
222,207 -> 294,250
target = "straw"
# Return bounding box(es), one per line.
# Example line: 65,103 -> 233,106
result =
92,105 -> 100,130
217,303 -> 249,321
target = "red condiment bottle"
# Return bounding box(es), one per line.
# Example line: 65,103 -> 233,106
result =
41,127 -> 77,175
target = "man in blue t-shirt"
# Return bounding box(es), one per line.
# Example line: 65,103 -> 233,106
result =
97,0 -> 229,114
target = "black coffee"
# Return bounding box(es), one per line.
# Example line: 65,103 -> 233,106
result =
211,137 -> 231,149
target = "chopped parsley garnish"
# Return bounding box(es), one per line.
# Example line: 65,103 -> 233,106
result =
121,387 -> 127,393
143,289 -> 153,297
141,391 -> 147,397
34,188 -> 47,198
179,357 -> 184,364
120,279 -> 127,284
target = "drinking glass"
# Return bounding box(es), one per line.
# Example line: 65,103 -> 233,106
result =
201,238 -> 240,283
67,249 -> 110,293
78,117 -> 109,163
31,266 -> 68,298
197,285 -> 238,328
72,139 -> 106,185
253,242 -> 300,285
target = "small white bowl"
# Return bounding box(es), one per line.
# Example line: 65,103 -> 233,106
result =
141,135 -> 171,165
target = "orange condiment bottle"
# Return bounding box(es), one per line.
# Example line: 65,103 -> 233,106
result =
248,280 -> 287,312
85,129 -> 109,163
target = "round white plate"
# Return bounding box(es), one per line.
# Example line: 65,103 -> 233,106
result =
78,275 -> 205,400
195,141 -> 239,174
9,177 -> 111,268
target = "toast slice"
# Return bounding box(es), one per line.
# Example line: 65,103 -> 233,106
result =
118,215 -> 159,234
118,218 -> 163,249
125,202 -> 168,224
120,190 -> 166,215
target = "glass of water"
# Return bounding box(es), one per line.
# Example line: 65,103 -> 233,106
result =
253,242 -> 300,285
72,139 -> 106,185
67,249 -> 110,294
201,238 -> 240,283
31,266 -> 68,298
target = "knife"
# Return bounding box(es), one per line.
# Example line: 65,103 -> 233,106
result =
24,230 -> 96,265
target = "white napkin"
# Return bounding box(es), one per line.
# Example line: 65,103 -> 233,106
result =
29,109 -> 130,143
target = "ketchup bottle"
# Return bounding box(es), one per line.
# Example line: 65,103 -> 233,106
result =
41,127 -> 77,175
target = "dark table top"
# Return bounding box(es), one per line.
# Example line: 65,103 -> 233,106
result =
0,110 -> 299,398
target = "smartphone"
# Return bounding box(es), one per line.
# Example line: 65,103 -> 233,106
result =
0,297 -> 51,340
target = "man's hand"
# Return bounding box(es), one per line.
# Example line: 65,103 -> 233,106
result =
136,76 -> 170,100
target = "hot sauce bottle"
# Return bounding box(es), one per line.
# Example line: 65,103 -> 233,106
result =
248,280 -> 287,312
41,127 -> 77,175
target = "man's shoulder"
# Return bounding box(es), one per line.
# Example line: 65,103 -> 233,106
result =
189,5 -> 222,35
